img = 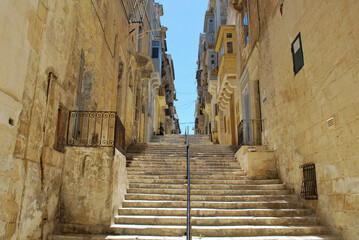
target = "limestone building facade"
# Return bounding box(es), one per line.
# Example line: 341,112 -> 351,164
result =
196,0 -> 359,239
0,0 -> 178,239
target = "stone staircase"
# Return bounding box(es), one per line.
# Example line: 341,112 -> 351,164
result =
188,135 -> 212,145
50,135 -> 338,239
149,134 -> 211,145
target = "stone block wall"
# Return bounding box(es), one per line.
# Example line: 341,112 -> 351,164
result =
235,146 -> 277,179
59,148 -> 128,234
258,1 -> 359,239
0,0 -> 135,239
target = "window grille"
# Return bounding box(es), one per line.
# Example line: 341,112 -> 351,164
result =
300,163 -> 318,199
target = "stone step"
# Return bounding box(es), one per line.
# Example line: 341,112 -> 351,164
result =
128,160 -> 237,165
191,170 -> 246,176
128,183 -> 286,191
190,163 -> 240,167
190,153 -> 236,156
128,174 -> 188,180
110,224 -> 185,236
127,166 -> 242,171
127,171 -> 188,175
115,215 -> 321,226
127,168 -> 244,173
129,179 -> 188,184
50,235 -> 339,240
127,167 -> 187,172
122,200 -> 303,209
127,188 -> 291,195
190,179 -> 280,185
125,193 -> 299,202
110,224 -> 328,237
119,207 -> 312,217
128,154 -> 187,158
191,225 -> 329,237
128,159 -> 187,163
190,183 -> 287,190
127,170 -> 246,176
129,154 -> 234,158
128,149 -> 186,153
128,162 -> 239,167
109,237 -> 338,240
49,236 -> 108,240
127,174 -> 254,180
128,162 -> 240,168
191,174 -> 249,180
129,149 -> 186,151
191,156 -> 236,158
128,179 -> 280,185
190,160 -> 238,164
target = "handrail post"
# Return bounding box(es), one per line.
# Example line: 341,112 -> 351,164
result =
186,126 -> 191,240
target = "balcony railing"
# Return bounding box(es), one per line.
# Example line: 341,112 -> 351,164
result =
66,111 -> 126,154
238,119 -> 263,148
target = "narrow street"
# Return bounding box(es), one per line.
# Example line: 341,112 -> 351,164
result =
0,0 -> 358,239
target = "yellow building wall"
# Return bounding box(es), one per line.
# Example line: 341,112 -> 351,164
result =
258,1 -> 359,239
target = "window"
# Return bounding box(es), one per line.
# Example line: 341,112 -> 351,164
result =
227,42 -> 233,54
151,41 -> 160,58
209,19 -> 214,32
152,47 -> 159,58
243,12 -> 249,46
226,33 -> 232,38
291,32 -> 304,75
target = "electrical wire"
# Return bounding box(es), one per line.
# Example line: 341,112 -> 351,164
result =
90,0 -> 116,58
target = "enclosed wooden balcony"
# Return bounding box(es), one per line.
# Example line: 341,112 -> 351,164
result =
215,25 -> 237,111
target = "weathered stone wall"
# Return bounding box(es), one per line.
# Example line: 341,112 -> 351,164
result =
1,0 -> 78,239
0,0 -> 37,238
59,148 -> 127,234
258,1 -> 359,239
0,0 -> 140,238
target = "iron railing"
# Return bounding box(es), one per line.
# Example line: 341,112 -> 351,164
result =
185,127 -> 191,240
66,111 -> 126,154
238,119 -> 263,148
300,163 -> 318,199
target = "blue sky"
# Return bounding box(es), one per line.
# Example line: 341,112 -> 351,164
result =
156,0 -> 208,133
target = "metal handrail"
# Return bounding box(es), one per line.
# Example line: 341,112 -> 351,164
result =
186,126 -> 191,240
